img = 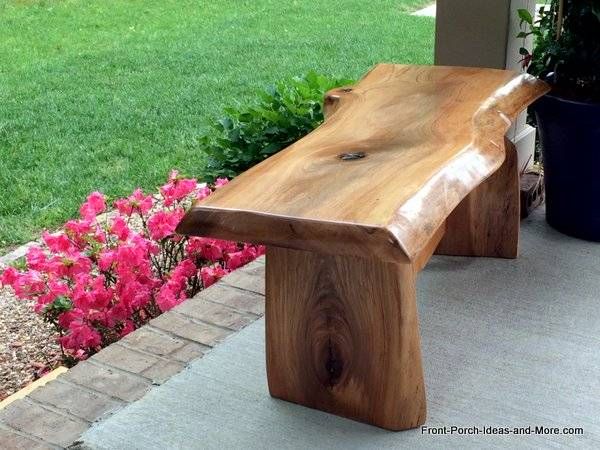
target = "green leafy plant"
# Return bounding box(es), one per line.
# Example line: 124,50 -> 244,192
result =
200,72 -> 354,178
518,1 -> 600,101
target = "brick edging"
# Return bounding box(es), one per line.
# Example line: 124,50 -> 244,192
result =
0,257 -> 266,449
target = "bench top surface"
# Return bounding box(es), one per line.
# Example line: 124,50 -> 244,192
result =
178,64 -> 548,263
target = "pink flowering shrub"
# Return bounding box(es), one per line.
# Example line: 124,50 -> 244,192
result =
0,172 -> 264,365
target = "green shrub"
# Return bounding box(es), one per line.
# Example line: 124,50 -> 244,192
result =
200,71 -> 354,178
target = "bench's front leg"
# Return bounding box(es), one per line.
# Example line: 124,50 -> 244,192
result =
265,247 -> 426,431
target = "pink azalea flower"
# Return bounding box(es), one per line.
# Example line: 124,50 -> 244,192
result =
114,198 -> 131,216
129,284 -> 153,310
186,237 -> 208,257
64,219 -> 93,242
120,320 -> 135,337
49,280 -> 70,297
200,264 -> 228,288
147,209 -> 185,241
214,178 -> 229,188
79,192 -> 106,220
58,309 -> 84,329
72,286 -> 94,311
160,171 -> 198,206
0,266 -> 19,287
195,185 -> 212,201
240,244 -> 266,261
172,258 -> 197,281
202,240 -> 224,261
106,303 -> 129,327
214,239 -> 238,254
42,231 -> 74,254
110,217 -> 131,241
36,280 -> 70,308
226,251 -> 246,270
11,270 -> 46,299
115,243 -> 147,269
98,250 -> 116,271
114,188 -> 154,216
60,322 -> 102,350
93,228 -> 107,245
52,253 -> 92,280
87,276 -> 113,310
129,233 -> 160,256
156,285 -> 185,312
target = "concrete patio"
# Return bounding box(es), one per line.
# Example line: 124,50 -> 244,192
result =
79,208 -> 600,449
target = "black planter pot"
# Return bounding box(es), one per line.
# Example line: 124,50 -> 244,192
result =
534,94 -> 600,241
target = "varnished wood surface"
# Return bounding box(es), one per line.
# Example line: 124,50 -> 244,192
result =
415,222 -> 446,271
178,64 -> 548,263
265,247 -> 426,430
436,137 -> 520,258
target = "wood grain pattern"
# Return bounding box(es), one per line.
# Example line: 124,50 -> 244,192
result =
175,65 -> 550,431
177,64 -> 549,263
414,222 -> 446,272
265,247 -> 426,431
436,137 -> 520,258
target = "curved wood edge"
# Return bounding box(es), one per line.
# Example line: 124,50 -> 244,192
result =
176,207 -> 411,264
384,73 -> 549,261
435,137 -> 521,259
322,62 -> 383,119
178,68 -> 550,265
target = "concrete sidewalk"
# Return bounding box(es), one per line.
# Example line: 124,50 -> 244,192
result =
80,210 -> 600,449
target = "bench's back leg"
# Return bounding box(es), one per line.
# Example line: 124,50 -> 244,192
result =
265,246 -> 426,431
436,137 -> 520,258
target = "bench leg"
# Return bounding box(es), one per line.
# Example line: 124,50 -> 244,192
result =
265,246 -> 426,431
436,137 -> 520,258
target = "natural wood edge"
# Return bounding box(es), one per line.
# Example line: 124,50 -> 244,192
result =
414,222 -> 446,272
386,72 -> 549,261
477,73 -> 550,125
176,207 -> 411,264
435,137 -> 520,258
323,86 -> 354,119
178,66 -> 550,265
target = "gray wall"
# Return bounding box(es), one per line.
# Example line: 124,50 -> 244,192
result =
435,0 -> 511,69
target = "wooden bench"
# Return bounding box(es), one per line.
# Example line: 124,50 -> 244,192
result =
177,65 -> 549,431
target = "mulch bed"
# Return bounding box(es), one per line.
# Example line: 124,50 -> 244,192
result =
0,287 -> 61,401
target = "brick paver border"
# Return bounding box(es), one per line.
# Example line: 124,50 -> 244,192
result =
0,257 -> 266,449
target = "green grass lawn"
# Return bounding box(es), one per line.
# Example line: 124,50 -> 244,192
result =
0,0 -> 434,249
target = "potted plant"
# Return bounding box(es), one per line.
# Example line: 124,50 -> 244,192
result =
518,1 -> 600,241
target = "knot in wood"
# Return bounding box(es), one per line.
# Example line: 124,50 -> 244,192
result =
338,152 -> 366,161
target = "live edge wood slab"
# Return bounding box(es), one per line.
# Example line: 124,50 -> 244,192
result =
177,65 -> 549,431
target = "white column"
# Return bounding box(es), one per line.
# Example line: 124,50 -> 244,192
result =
506,0 -> 537,171
435,0 -> 538,171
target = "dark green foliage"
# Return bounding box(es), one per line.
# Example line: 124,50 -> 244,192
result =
518,1 -> 600,101
200,72 -> 354,178
43,296 -> 74,326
